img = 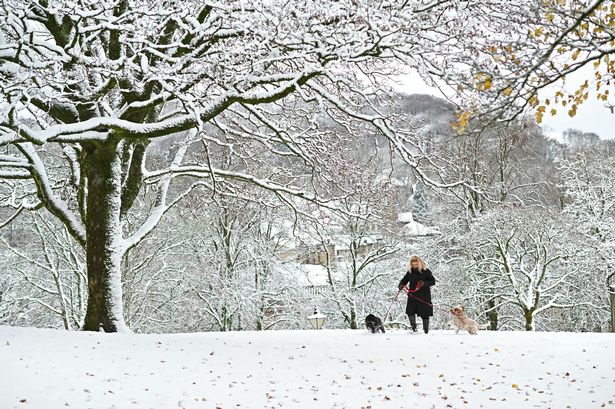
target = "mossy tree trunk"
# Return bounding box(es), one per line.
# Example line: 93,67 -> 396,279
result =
82,140 -> 129,332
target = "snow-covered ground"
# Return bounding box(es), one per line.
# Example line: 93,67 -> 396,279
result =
1,326 -> 614,409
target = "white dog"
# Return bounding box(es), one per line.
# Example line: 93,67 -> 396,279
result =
450,305 -> 488,335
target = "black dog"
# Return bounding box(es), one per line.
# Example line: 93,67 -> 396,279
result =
365,314 -> 385,333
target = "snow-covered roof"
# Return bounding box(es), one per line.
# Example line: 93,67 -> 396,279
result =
397,211 -> 440,236
397,211 -> 414,223
402,220 -> 440,236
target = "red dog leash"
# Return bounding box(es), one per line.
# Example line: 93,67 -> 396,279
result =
402,283 -> 434,307
404,284 -> 452,314
381,288 -> 403,328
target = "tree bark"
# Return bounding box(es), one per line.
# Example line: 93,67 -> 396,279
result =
350,308 -> 357,329
487,299 -> 498,330
82,140 -> 129,332
524,309 -> 534,331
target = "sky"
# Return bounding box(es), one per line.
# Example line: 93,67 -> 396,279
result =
1,325 -> 614,409
394,68 -> 614,140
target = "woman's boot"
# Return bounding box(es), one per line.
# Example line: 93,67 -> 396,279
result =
408,315 -> 417,332
422,318 -> 429,334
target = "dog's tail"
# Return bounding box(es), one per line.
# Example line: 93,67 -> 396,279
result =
478,323 -> 490,330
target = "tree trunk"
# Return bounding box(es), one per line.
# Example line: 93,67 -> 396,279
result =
350,308 -> 357,329
487,299 -> 498,330
82,141 -> 129,332
524,309 -> 534,331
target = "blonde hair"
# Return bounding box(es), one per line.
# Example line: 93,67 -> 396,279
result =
407,255 -> 426,271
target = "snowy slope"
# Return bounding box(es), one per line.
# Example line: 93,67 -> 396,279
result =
0,326 -> 614,409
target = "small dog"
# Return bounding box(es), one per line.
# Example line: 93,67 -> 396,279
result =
365,314 -> 385,333
450,305 -> 488,335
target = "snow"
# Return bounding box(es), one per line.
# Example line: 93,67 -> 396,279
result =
1,326 -> 614,409
105,145 -> 129,334
398,212 -> 440,236
297,263 -> 330,286
397,211 -> 415,223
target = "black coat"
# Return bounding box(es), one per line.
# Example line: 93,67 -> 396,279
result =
398,268 -> 436,318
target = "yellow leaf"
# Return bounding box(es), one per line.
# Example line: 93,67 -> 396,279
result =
453,111 -> 472,131
536,112 -> 544,123
528,95 -> 539,107
503,87 -> 513,96
474,73 -> 493,91
512,383 -> 520,389
550,108 -> 557,116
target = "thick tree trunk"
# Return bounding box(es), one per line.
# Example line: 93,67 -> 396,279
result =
524,309 -> 534,331
82,141 -> 129,332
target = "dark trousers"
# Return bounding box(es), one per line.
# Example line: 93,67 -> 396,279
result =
408,314 -> 429,333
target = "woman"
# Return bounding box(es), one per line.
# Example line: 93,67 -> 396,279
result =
398,255 -> 436,334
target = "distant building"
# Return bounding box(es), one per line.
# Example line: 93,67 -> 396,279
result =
300,234 -> 384,267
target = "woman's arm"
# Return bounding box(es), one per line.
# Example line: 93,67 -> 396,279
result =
422,269 -> 436,286
398,272 -> 410,288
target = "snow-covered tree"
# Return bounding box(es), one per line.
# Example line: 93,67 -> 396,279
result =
290,145 -> 407,329
430,0 -> 614,126
463,208 -> 602,331
0,0 -> 470,331
1,213 -> 86,329
559,152 -> 615,328
154,192 -> 303,332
